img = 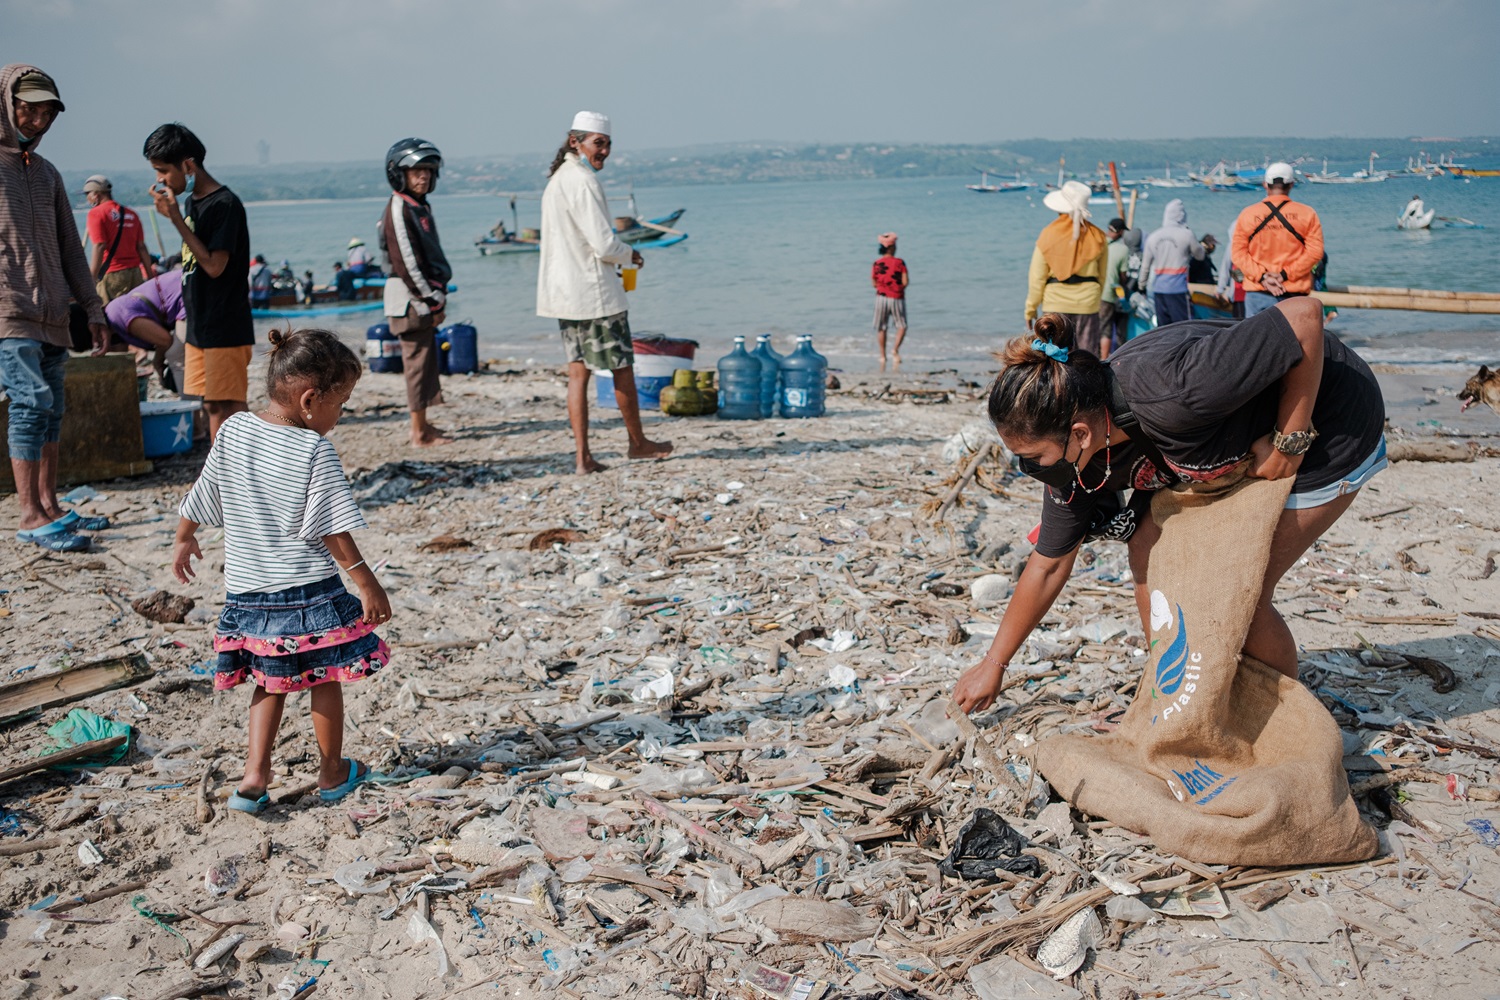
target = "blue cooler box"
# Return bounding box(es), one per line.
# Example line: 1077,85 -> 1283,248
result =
140,400 -> 201,458
595,354 -> 691,411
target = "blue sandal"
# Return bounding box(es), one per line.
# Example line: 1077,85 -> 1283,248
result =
16,520 -> 90,552
55,510 -> 110,532
227,790 -> 270,814
319,759 -> 371,803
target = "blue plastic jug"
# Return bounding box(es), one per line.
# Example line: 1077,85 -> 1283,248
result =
717,336 -> 764,420
365,323 -> 403,374
779,336 -> 826,418
442,322 -> 479,374
751,335 -> 785,418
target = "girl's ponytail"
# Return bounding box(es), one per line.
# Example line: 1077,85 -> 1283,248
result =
263,328 -> 363,403
988,313 -> 1110,442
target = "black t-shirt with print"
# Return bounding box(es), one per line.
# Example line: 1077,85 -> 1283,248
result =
1027,308 -> 1385,558
181,186 -> 254,348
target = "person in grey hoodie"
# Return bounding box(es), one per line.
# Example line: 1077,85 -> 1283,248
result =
1137,198 -> 1205,327
0,64 -> 108,553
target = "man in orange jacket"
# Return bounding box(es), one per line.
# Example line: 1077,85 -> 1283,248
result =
1230,162 -> 1324,317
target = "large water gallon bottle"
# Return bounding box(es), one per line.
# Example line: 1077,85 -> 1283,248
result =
716,336 -> 764,420
751,334 -> 785,418
779,336 -> 827,418
365,322 -> 403,374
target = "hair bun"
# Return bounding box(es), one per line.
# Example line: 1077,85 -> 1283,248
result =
1032,313 -> 1074,348
267,328 -> 288,350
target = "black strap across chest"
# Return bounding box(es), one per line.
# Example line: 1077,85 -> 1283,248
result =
96,203 -> 129,279
1246,200 -> 1305,247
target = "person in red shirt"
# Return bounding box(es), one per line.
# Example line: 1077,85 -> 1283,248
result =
84,175 -> 153,303
871,231 -> 909,370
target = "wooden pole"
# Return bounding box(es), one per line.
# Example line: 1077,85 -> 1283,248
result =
1187,282 -> 1500,315
1126,189 -> 1139,230
1108,161 -> 1125,219
1328,283 -> 1500,301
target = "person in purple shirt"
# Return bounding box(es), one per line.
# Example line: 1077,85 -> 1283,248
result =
103,268 -> 185,393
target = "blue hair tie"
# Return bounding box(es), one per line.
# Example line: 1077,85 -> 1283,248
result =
1032,338 -> 1069,363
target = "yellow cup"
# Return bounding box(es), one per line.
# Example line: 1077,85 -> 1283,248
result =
622,267 -> 638,292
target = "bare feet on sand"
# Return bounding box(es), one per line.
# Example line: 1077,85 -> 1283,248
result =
576,456 -> 609,475
628,439 -> 674,461
411,427 -> 453,447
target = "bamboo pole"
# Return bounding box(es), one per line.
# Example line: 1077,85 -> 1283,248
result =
1187,283 -> 1500,315
1329,284 -> 1500,301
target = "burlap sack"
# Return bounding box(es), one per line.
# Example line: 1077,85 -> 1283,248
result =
1034,471 -> 1377,865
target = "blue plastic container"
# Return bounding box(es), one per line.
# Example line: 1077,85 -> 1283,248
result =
140,400 -> 201,458
717,336 -> 764,420
751,335 -> 785,418
365,323 -> 403,374
443,322 -> 479,374
779,336 -> 827,418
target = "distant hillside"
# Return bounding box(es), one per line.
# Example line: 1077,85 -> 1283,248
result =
61,136 -> 1497,206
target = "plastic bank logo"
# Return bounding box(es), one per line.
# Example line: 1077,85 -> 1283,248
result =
1165,759 -> 1238,806
1148,590 -> 1202,725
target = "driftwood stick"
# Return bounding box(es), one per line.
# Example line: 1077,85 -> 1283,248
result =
142,976 -> 232,1000
0,735 -> 129,787
935,442 -> 993,522
630,790 -> 762,877
0,837 -> 63,856
45,878 -> 149,913
945,699 -> 1025,796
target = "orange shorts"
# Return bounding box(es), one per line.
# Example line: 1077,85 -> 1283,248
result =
184,344 -> 253,402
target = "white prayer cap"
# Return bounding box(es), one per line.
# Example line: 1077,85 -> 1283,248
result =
570,111 -> 611,136
1264,162 -> 1296,186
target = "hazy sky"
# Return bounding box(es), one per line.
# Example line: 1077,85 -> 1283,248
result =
10,0 -> 1498,170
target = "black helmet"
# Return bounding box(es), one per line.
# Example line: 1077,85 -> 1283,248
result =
385,138 -> 442,192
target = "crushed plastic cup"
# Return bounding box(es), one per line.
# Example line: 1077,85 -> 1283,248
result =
334,860 -> 393,896
1467,818 -> 1500,847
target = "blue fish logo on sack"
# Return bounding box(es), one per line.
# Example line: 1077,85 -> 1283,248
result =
1148,590 -> 1203,725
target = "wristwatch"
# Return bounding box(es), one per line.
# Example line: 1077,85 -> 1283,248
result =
1272,426 -> 1319,456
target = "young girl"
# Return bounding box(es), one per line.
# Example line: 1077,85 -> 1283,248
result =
173,328 -> 392,814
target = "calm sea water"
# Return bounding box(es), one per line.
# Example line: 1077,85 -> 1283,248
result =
94,169 -> 1500,371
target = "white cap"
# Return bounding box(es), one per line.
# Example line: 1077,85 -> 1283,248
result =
570,111 -> 611,136
1264,161 -> 1296,186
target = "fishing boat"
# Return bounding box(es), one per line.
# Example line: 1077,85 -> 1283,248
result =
1438,216 -> 1485,229
1397,200 -> 1435,230
1191,161 -> 1258,191
1445,165 -> 1500,178
476,194 -> 688,255
1145,164 -> 1196,188
967,169 -> 1032,193
250,277 -> 459,319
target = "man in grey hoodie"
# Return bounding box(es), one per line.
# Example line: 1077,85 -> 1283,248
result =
0,64 -> 108,552
1137,198 -> 1205,327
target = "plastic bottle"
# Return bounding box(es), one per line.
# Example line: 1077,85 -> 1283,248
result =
750,335 -> 785,418
779,336 -> 826,418
716,336 -> 764,420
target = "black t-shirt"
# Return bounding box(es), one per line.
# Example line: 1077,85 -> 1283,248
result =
182,186 -> 254,348
1028,309 -> 1385,558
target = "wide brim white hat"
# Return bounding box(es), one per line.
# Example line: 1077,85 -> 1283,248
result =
1043,180 -> 1093,215
571,111 -> 611,136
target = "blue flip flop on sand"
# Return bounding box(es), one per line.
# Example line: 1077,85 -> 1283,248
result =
54,510 -> 110,531
319,758 -> 372,803
227,790 -> 271,814
16,519 -> 89,552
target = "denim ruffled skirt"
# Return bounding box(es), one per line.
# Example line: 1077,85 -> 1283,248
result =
213,575 -> 388,694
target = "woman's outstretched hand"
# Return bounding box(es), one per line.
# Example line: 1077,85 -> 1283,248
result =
953,659 -> 1006,714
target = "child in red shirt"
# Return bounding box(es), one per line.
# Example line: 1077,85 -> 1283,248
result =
871,232 -> 909,370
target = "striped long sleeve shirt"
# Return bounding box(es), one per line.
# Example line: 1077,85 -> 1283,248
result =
179,412 -> 367,594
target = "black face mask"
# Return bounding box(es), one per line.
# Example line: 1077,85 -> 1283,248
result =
1018,434 -> 1084,491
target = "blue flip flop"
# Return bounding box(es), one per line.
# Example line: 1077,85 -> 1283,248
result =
55,510 -> 110,531
319,759 -> 371,803
227,790 -> 270,814
16,520 -> 90,552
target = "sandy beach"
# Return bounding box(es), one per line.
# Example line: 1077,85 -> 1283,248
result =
1,351 -> 1498,999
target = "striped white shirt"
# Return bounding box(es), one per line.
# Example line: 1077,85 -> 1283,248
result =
179,411 -> 367,595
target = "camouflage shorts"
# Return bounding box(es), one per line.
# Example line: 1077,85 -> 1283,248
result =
559,312 -> 634,372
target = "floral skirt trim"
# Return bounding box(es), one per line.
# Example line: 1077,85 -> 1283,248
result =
214,617 -> 378,657
213,639 -> 390,694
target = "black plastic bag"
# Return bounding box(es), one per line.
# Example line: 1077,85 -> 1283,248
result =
938,808 -> 1042,881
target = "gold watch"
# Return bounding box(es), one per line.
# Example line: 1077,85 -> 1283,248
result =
1271,426 -> 1319,456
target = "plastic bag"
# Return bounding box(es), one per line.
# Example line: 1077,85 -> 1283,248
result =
43,709 -> 133,765
938,809 -> 1042,881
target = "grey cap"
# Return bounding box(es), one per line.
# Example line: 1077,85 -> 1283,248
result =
83,174 -> 111,193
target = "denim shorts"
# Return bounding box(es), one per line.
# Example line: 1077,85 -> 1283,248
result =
213,575 -> 388,693
0,337 -> 67,462
1286,436 -> 1387,510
